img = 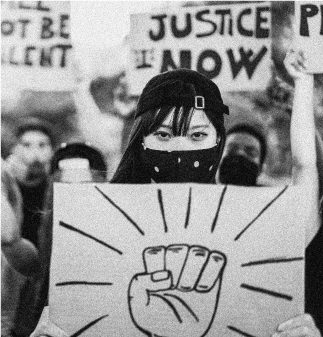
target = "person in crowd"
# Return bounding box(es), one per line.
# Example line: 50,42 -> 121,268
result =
49,142 -> 107,183
34,142 -> 108,323
111,69 -> 228,183
30,68 -> 229,337
279,48 -> 322,336
219,48 -> 322,336
31,68 -> 321,336
5,118 -> 55,248
4,118 -> 55,337
2,162 -> 41,337
218,122 -> 267,186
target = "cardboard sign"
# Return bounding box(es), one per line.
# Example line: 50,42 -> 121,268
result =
128,2 -> 272,95
295,1 -> 323,73
1,1 -> 73,91
50,183 -> 308,337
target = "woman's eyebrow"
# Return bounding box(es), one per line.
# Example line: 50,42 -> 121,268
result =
189,124 -> 210,130
158,124 -> 172,129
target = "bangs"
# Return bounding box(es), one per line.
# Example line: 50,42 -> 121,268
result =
141,105 -> 195,137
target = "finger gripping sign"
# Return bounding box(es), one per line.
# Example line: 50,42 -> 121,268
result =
128,2 -> 272,95
50,184 -> 307,336
295,1 -> 323,73
1,1 -> 73,91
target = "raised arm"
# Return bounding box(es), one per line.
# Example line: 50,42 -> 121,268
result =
284,50 -> 316,182
315,130 -> 323,199
1,164 -> 41,276
73,76 -> 107,151
284,49 -> 320,245
72,67 -> 125,179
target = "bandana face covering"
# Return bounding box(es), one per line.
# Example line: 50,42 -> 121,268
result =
218,154 -> 260,186
140,145 -> 221,183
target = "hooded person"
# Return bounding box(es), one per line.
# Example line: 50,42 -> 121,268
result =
111,68 -> 229,184
35,142 -> 108,324
49,142 -> 108,182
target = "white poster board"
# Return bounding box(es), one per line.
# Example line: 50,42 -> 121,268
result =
295,1 -> 323,73
128,2 -> 272,95
50,183 -> 307,337
1,1 -> 73,91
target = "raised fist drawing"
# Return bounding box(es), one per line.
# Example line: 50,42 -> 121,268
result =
128,245 -> 227,337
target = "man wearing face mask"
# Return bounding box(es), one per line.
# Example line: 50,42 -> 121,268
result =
218,123 -> 267,186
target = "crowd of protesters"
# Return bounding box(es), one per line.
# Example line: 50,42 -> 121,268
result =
1,30 -> 322,337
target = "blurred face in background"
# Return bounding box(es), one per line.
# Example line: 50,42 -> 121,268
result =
223,132 -> 261,166
218,132 -> 262,186
13,130 -> 53,186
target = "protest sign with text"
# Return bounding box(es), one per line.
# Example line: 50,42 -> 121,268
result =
295,1 -> 323,73
1,1 -> 73,91
128,2 -> 272,95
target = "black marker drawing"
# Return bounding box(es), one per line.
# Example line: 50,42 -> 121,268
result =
157,189 -> 168,233
69,314 -> 109,337
227,325 -> 257,337
211,185 -> 228,233
235,186 -> 288,241
128,244 -> 227,337
95,186 -> 145,236
59,221 -> 123,255
184,187 -> 192,229
240,283 -> 293,301
241,257 -> 304,267
56,281 -> 113,287
52,184 -> 305,336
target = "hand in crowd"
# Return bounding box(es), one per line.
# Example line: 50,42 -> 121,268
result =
284,48 -> 312,80
5,153 -> 29,185
2,162 -> 41,276
1,160 -> 22,246
273,314 -> 321,337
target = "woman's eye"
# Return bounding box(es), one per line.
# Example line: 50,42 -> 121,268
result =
190,132 -> 207,141
154,131 -> 171,140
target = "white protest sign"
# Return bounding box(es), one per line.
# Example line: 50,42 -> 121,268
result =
50,183 -> 307,337
294,1 -> 323,73
1,1 -> 73,91
128,2 -> 272,95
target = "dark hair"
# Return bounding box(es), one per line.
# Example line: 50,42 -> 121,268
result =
16,118 -> 55,146
111,69 -> 228,183
111,106 -> 226,183
226,124 -> 267,165
50,142 -> 107,180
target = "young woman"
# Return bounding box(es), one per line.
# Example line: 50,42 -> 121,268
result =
31,66 -> 321,337
30,69 -> 229,337
111,68 -> 229,184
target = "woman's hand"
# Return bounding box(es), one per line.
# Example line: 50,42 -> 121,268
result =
1,162 -> 22,246
272,314 -> 321,337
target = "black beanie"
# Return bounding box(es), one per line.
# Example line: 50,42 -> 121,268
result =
16,118 -> 55,146
227,124 -> 267,165
50,142 -> 107,176
136,69 -> 229,122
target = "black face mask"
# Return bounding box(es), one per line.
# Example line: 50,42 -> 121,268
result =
218,154 -> 260,186
140,145 -> 221,183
